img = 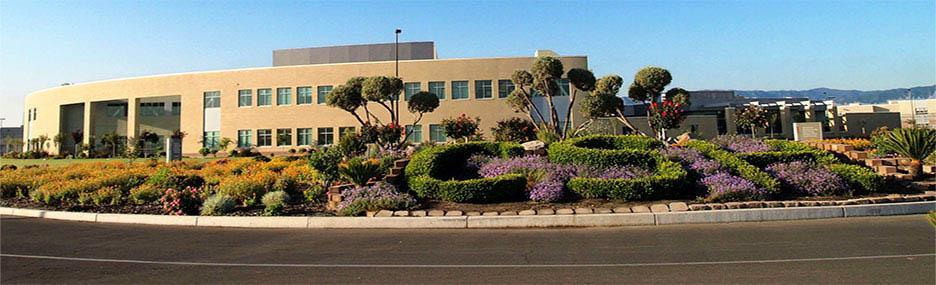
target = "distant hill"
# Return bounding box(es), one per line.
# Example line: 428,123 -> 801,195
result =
732,85 -> 935,104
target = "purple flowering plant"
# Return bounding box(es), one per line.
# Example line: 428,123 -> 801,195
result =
712,135 -> 773,153
701,173 -> 766,202
478,155 -> 649,202
338,182 -> 416,216
766,161 -> 848,197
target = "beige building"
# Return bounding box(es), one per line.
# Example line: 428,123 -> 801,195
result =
837,99 -> 936,131
23,42 -> 587,156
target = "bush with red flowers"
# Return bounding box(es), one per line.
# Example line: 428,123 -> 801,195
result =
648,99 -> 684,130
442,114 -> 481,142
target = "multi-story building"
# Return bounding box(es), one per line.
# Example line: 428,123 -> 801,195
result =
837,99 -> 936,131
1,125 -> 23,154
22,42 -> 586,156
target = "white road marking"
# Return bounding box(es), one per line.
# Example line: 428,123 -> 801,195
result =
1,253 -> 933,268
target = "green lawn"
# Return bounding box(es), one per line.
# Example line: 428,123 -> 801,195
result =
1,157 -> 225,168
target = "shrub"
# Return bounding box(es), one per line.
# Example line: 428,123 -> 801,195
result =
736,151 -> 821,168
764,139 -> 839,165
308,147 -> 343,184
261,190 -> 289,216
491,118 -> 537,142
130,183 -> 162,205
405,141 -> 526,203
701,173 -> 765,202
410,174 -> 527,203
86,186 -> 123,206
548,135 -> 662,169
338,157 -> 383,186
826,164 -> 884,195
338,182 -> 416,216
337,133 -> 367,158
567,159 -> 687,201
442,114 -> 481,142
685,140 -> 780,194
160,187 -> 202,215
711,135 -> 773,153
303,184 -> 327,203
767,161 -> 849,197
201,194 -> 236,216
873,127 -> 936,175
217,170 -> 276,206
406,141 -> 523,180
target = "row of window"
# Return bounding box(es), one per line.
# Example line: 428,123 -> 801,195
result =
212,124 -> 449,148
203,79 -> 572,109
26,108 -> 37,121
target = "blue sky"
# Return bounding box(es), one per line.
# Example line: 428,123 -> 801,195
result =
1,0 -> 934,126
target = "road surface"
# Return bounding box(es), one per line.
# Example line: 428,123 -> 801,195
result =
1,215 -> 933,284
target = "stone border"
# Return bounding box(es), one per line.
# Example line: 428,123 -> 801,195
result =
2,199 -> 933,229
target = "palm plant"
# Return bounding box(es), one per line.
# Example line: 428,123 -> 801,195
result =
875,128 -> 936,176
338,157 -> 383,186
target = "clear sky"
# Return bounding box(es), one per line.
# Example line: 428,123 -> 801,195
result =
1,0 -> 934,126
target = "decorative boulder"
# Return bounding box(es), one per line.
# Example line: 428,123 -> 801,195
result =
521,140 -> 546,155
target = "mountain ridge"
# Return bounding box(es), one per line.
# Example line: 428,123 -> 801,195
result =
722,85 -> 935,104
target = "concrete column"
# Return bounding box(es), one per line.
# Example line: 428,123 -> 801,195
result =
780,106 -> 793,139
82,102 -> 92,145
724,107 -> 737,135
127,98 -> 138,139
804,105 -> 815,122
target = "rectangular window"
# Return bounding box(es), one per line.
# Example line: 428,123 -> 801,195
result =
257,129 -> 272,146
237,130 -> 252,147
498,80 -> 515,98
203,131 -> 219,149
428,81 -> 445,99
475,80 -> 493,99
404,82 -> 421,101
140,102 -> 166,117
317,127 -> 334,145
276,128 -> 292,146
452,81 -> 469,100
429,124 -> 446,143
297,87 -> 313,105
406,125 -> 422,143
105,103 -> 127,117
277,87 -> 292,105
171,102 -> 181,115
297,128 -> 313,146
339,127 -> 356,138
238,89 -> 252,107
317,86 -> 333,104
203,91 -> 220,108
257,89 -> 273,106
558,79 -> 570,96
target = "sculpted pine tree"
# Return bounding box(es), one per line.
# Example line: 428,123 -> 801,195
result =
326,76 -> 438,148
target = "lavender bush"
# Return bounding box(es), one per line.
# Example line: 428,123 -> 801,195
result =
661,147 -> 723,176
338,182 -> 416,216
766,161 -> 848,197
702,172 -> 766,202
712,135 -> 773,153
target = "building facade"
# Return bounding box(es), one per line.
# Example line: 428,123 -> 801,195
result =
837,99 -> 936,130
22,43 -> 587,156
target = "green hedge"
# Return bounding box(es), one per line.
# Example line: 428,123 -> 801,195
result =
737,151 -> 820,168
685,140 -> 780,194
567,158 -> 687,200
764,139 -> 839,165
548,135 -> 663,169
826,163 -> 884,195
405,141 -> 526,203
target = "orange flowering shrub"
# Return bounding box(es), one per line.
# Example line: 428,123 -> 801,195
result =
821,138 -> 872,150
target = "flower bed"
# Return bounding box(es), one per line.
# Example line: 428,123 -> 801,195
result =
405,141 -> 527,203
547,135 -> 663,169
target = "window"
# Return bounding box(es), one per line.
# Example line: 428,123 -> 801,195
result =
238,90 -> 252,107
297,128 -> 313,146
204,91 -> 220,108
815,110 -> 830,132
406,125 -> 422,143
276,128 -> 292,146
317,127 -> 334,145
429,124 -> 446,143
237,130 -> 252,147
277,88 -> 292,105
339,127 -> 356,138
297,87 -> 313,105
203,131 -> 219,149
404,82 -> 421,101
429,81 -> 445,99
558,79 -> 570,96
257,129 -> 272,146
475,80 -> 492,99
105,103 -> 127,117
452,81 -> 469,99
317,86 -> 333,104
498,80 -> 515,98
140,102 -> 166,117
171,102 -> 181,115
257,88 -> 272,106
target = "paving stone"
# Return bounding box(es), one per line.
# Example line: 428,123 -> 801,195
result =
799,201 -> 819,207
668,202 -> 689,212
764,201 -> 784,208
741,202 -> 764,208
574,208 -> 594,214
650,204 -> 670,213
902,195 -> 922,202
923,194 -> 936,201
482,211 -> 499,216
707,203 -> 726,210
836,200 -> 857,205
466,211 -> 482,216
850,198 -> 872,205
427,210 -> 445,217
631,205 -> 651,213
688,204 -> 708,211
556,208 -> 575,215
392,211 -> 409,217
782,201 -> 799,207
375,210 -> 393,217
926,190 -> 936,195
444,210 -> 463,216
594,208 -> 613,214
869,197 -> 891,204
366,211 -> 377,217
613,207 -> 632,213
411,210 -> 427,217
536,209 -> 555,215
499,211 -> 517,216
724,202 -> 742,209
886,194 -> 906,202
518,210 -> 536,216
817,201 -> 836,206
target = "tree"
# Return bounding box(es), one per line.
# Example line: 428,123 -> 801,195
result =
874,128 -> 936,176
36,135 -> 50,152
626,66 -> 691,140
401,91 -> 440,143
326,76 -> 438,148
507,57 -> 603,140
577,75 -> 630,135
442,114 -> 481,143
70,130 -> 84,156
100,132 -> 121,158
218,137 -> 233,154
735,105 -> 769,138
53,133 -> 66,154
491,118 -> 537,142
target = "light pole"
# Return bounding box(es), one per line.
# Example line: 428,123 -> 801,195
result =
395,28 -> 401,77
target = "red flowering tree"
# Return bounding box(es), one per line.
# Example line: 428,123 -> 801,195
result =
627,66 -> 690,140
442,114 -> 481,143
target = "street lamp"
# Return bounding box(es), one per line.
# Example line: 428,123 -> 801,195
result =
395,28 -> 401,77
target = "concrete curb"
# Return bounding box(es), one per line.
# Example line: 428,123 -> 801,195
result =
2,201 -> 932,229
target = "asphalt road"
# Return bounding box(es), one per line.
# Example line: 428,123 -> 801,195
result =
1,215 -> 934,284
